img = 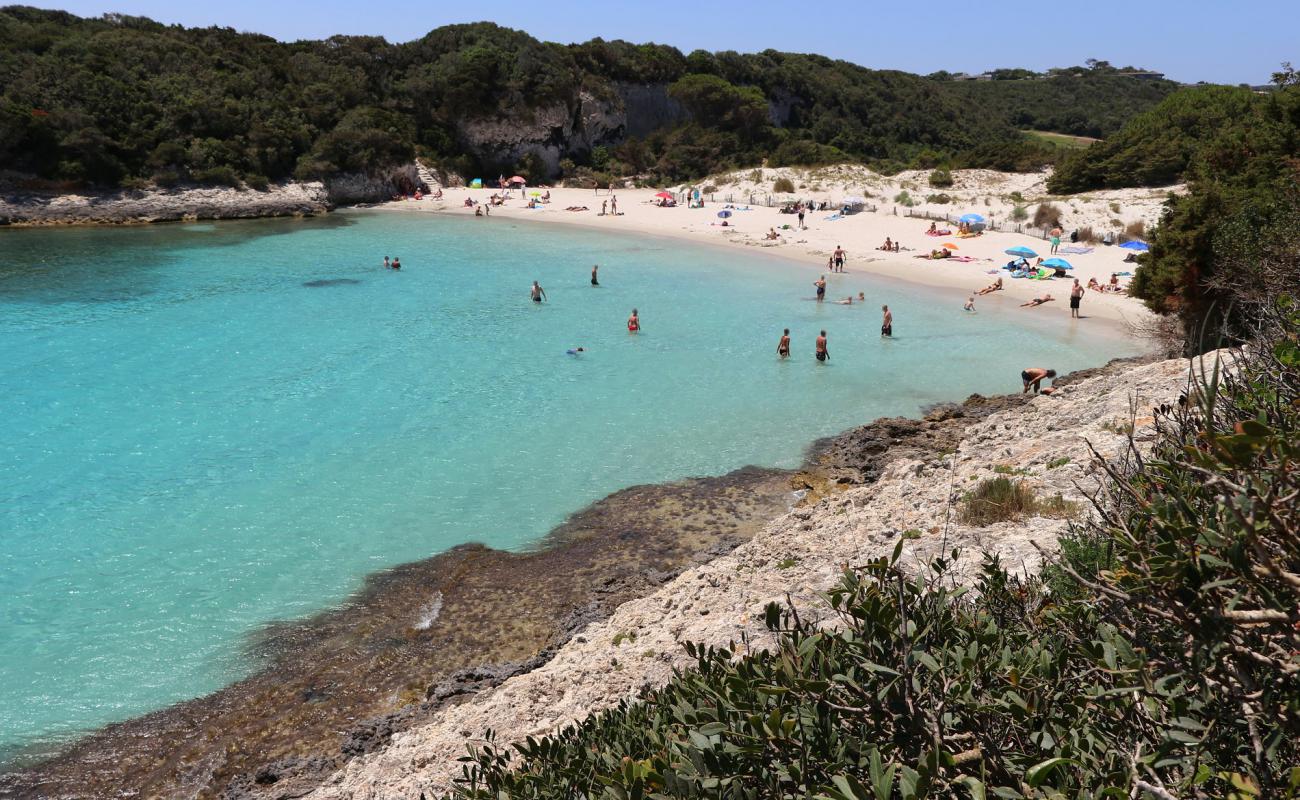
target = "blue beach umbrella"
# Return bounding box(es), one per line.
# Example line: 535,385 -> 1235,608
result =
1041,257 -> 1073,270
1119,240 -> 1149,252
959,213 -> 985,224
717,210 -> 732,218
1005,245 -> 1038,258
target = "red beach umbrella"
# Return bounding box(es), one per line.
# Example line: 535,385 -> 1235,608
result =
654,191 -> 673,199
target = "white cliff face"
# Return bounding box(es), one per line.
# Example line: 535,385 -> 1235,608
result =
455,91 -> 627,177
301,354 -> 1209,800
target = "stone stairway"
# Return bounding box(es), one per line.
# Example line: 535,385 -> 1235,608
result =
415,161 -> 440,192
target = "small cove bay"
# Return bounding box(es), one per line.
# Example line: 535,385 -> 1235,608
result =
0,211 -> 1140,760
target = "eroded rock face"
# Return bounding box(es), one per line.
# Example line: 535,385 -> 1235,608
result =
451,83 -> 688,178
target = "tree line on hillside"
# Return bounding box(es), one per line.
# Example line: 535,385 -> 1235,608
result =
1046,76 -> 1300,351
1,7 -> 1175,189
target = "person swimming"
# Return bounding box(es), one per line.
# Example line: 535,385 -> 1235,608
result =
627,308 -> 640,332
777,328 -> 790,358
566,347 -> 585,356
815,330 -> 829,362
530,281 -> 546,303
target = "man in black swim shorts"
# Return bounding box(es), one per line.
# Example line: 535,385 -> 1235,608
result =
815,275 -> 826,302
880,305 -> 893,337
815,330 -> 829,362
530,281 -> 547,303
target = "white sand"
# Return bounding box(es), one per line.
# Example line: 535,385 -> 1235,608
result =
373,165 -> 1173,332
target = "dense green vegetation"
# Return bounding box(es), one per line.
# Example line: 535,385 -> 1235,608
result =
449,297 -> 1299,798
0,7 -> 1178,189
944,69 -> 1179,139
1046,80 -> 1300,350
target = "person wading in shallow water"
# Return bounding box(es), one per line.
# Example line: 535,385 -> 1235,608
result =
777,328 -> 791,358
815,330 -> 829,362
627,308 -> 640,333
880,305 -> 893,337
530,281 -> 546,303
591,265 -> 599,286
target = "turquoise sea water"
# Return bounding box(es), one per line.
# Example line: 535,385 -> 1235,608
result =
0,211 -> 1139,760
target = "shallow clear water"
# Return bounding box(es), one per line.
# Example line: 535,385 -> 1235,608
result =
0,211 -> 1138,759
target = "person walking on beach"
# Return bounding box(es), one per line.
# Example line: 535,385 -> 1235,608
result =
816,330 -> 829,362
797,207 -> 806,230
627,308 -> 640,333
530,281 -> 547,303
1049,226 -> 1062,255
814,275 -> 827,302
591,265 -> 599,286
1069,278 -> 1083,318
777,328 -> 791,358
881,305 -> 893,337
1021,367 -> 1057,394
833,245 -> 846,272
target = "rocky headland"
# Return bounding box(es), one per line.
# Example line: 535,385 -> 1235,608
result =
295,352 -> 1199,800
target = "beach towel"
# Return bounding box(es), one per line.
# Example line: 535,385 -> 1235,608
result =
925,229 -> 952,237
824,214 -> 842,221
946,255 -> 976,263
1059,246 -> 1094,254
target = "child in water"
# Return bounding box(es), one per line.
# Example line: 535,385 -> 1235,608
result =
964,296 -> 975,312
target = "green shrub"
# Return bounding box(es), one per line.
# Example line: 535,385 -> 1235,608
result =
928,168 -> 954,188
893,190 -> 915,207
925,193 -> 952,204
959,476 -> 1036,525
1011,204 -> 1029,221
1046,456 -> 1071,469
773,176 -> 795,193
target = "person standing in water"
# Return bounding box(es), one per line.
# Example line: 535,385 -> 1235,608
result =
881,305 -> 893,337
1069,278 -> 1084,318
383,256 -> 391,269
391,257 -> 401,271
530,281 -> 546,303
815,330 -> 829,362
833,245 -> 846,273
814,275 -> 826,302
591,265 -> 599,286
627,308 -> 640,333
777,328 -> 791,358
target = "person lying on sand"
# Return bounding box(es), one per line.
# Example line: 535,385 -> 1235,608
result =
1021,367 -> 1057,394
564,206 -> 589,212
1020,294 -> 1054,307
977,277 -> 1004,295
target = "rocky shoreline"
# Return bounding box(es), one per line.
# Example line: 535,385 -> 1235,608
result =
0,166 -> 421,226
296,352 -> 1192,800
0,354 -> 1163,800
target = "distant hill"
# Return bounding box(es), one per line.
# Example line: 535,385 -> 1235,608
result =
0,7 -> 1186,188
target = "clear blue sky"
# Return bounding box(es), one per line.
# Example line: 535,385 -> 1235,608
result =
20,0 -> 1293,85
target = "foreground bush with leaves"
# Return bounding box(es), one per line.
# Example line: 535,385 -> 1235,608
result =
450,314 -> 1298,799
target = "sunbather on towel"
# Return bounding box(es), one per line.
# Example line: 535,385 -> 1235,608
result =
977,278 -> 1003,295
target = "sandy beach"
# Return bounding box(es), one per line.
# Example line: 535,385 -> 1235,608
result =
374,165 -> 1168,332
